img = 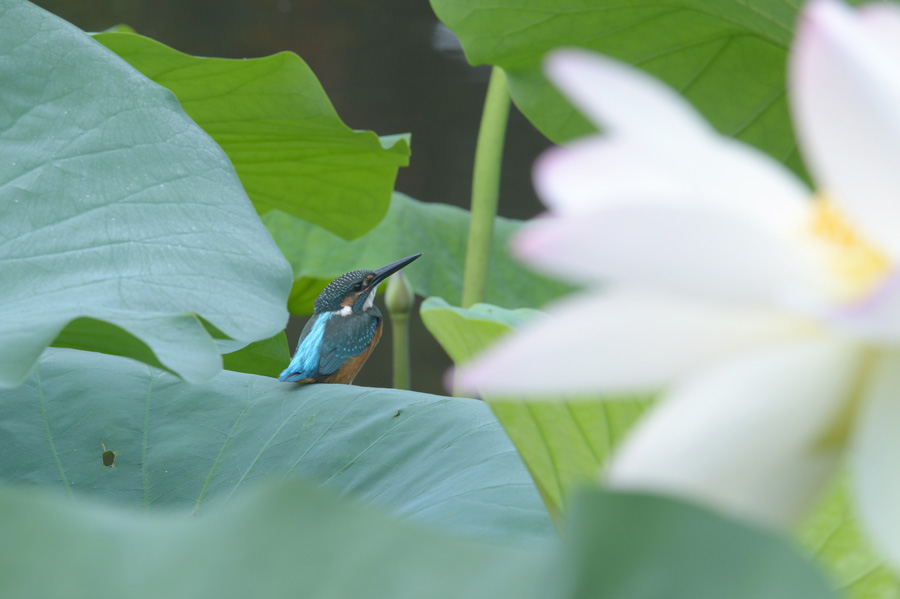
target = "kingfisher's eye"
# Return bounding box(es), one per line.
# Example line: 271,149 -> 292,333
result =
353,282 -> 363,292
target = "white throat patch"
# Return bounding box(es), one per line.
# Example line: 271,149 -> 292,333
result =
363,283 -> 380,311
336,282 -> 380,316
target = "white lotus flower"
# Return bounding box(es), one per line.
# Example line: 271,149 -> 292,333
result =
458,0 -> 900,566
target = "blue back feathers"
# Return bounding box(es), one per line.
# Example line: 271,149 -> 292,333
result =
278,310 -> 381,382
278,312 -> 332,382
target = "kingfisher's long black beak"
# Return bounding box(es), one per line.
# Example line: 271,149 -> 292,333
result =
369,253 -> 422,288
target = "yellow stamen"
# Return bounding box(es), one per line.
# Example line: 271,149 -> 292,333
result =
809,199 -> 890,300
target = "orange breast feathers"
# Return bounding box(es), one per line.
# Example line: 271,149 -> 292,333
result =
321,320 -> 383,384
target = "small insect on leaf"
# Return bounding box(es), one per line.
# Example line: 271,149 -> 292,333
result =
393,410 -> 401,418
100,441 -> 116,467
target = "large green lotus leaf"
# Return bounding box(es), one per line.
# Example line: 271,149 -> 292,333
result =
265,193 -> 575,314
420,297 -> 648,519
0,482 -> 839,599
557,488 -> 839,599
799,472 -> 900,599
0,480 -> 549,599
0,0 -> 292,387
427,0 -> 873,177
94,31 -> 410,240
0,348 -> 555,546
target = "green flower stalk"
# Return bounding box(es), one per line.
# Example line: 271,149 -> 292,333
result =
386,270 -> 415,390
462,67 -> 510,308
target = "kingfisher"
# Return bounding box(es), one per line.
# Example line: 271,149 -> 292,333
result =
279,253 -> 422,385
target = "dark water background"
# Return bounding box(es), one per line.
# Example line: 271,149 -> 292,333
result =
31,0 -> 554,394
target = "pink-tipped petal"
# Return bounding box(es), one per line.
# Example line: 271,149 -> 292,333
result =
456,289 -> 811,395
607,337 -> 860,526
545,49 -> 712,144
790,0 -> 900,256
514,202 -> 798,304
851,349 -> 900,572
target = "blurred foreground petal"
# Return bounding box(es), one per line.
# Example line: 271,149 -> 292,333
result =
515,202 -> 798,304
858,3 -> 900,59
457,290 -> 811,395
607,338 -> 860,526
791,0 -> 900,256
545,49 -> 711,144
534,136 -> 809,230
